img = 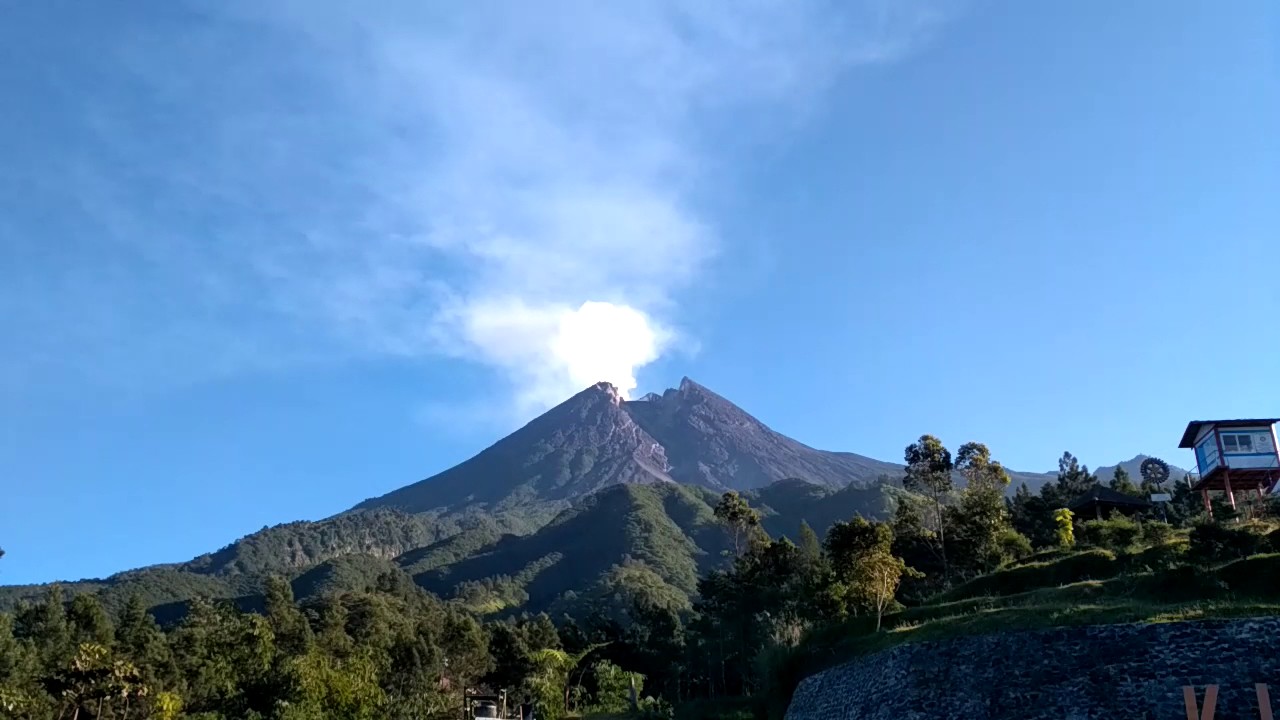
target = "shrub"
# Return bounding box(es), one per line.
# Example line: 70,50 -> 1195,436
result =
1135,565 -> 1228,602
1078,518 -> 1142,552
1128,541 -> 1189,572
1140,521 -> 1174,547
996,529 -> 1033,562
635,696 -> 675,720
1189,522 -> 1268,564
940,549 -> 1119,601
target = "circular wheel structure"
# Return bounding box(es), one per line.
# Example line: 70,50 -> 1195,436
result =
1140,457 -> 1171,487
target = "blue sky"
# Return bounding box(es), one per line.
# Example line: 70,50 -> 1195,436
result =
2,1 -> 1277,585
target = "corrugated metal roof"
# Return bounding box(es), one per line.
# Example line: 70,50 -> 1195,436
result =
1067,484 -> 1152,511
1179,419 -> 1280,448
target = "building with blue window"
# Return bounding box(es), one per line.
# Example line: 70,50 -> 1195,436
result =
1179,419 -> 1280,516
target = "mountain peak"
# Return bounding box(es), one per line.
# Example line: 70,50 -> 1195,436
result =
353,378 -> 670,514
587,380 -> 623,404
678,376 -> 708,395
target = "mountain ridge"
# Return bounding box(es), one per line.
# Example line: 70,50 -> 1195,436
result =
2,377 -> 1189,620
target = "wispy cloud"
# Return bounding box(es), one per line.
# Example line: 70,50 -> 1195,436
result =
0,0 -> 952,413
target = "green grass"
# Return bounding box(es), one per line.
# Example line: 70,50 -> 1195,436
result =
767,538 -> 1280,720
802,582 -> 1280,668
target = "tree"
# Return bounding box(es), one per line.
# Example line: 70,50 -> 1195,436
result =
264,575 -> 312,657
41,642 -> 146,720
890,495 -> 944,600
0,611 -> 40,717
824,517 -> 891,612
825,517 -> 918,630
485,623 -> 533,697
955,442 -> 1009,492
115,595 -> 175,691
521,614 -> 562,653
314,594 -> 354,659
796,521 -> 821,566
621,603 -> 685,703
586,659 -> 645,714
170,598 -> 276,717
279,649 -> 385,720
1109,466 -> 1141,497
1053,508 -> 1075,548
524,646 -> 602,720
67,594 -> 114,647
851,548 -> 920,631
904,435 -> 953,579
951,443 -> 1015,575
713,492 -> 762,556
438,610 -> 492,694
14,586 -> 72,672
1052,451 -> 1095,502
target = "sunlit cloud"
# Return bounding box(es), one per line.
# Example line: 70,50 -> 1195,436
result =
0,0 -> 955,413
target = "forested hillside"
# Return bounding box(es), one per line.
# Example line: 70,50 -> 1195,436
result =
0,377 -> 1205,720
1,379 -> 1181,623
0,433 -> 1260,720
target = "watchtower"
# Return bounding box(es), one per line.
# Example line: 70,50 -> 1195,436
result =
1179,419 -> 1280,515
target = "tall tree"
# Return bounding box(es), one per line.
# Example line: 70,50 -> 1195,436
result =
951,443 -> 1015,575
1109,466 -> 1141,497
796,521 -> 822,566
171,598 -> 276,717
0,611 -> 39,717
67,593 -> 114,647
1052,451 -> 1096,502
116,594 -> 175,690
14,586 -> 72,672
439,610 -> 492,696
524,646 -> 600,720
1009,482 -> 1057,548
713,492 -> 762,556
264,575 -> 312,657
824,517 -> 917,630
485,623 -> 533,698
904,435 -> 954,579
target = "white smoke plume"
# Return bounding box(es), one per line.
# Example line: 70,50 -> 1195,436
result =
1,1 -> 951,413
457,300 -> 670,412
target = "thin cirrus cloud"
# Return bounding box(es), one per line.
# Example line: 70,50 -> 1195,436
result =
0,1 -> 952,415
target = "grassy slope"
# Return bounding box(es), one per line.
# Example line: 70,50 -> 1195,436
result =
775,527 -> 1280,719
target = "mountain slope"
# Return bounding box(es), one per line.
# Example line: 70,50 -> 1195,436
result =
405,477 -> 920,617
623,378 -> 902,491
181,509 -> 458,577
410,482 -> 730,613
2,376 -> 1188,622
354,382 -> 673,516
746,477 -> 905,540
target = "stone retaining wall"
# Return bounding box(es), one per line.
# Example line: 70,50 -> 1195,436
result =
785,618 -> 1280,720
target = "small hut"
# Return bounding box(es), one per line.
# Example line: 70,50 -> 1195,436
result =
1067,484 -> 1152,520
1179,419 -> 1280,517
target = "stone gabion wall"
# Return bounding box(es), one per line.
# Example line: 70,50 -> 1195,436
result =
785,618 -> 1280,720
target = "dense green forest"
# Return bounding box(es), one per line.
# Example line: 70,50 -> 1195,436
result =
4,437 -> 1279,720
